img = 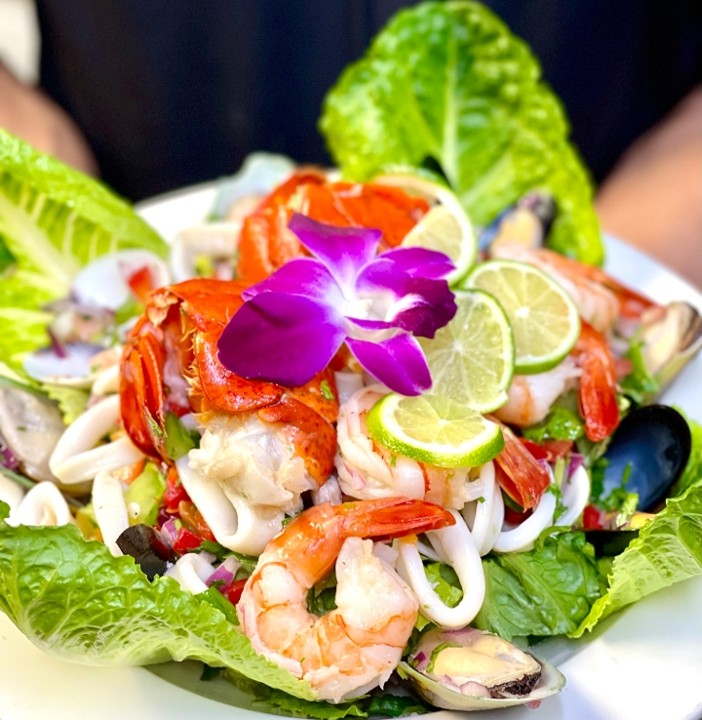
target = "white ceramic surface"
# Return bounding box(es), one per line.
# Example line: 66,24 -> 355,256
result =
1,186 -> 700,720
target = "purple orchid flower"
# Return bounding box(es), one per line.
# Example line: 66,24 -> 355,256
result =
217,213 -> 457,395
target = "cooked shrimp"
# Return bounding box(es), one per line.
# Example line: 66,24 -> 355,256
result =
492,244 -> 620,333
237,497 -> 454,703
336,386 -> 483,509
494,356 -> 580,428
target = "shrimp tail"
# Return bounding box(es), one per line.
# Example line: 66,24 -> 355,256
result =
264,498 -> 454,584
574,322 -> 620,442
338,497 -> 456,541
493,422 -> 551,510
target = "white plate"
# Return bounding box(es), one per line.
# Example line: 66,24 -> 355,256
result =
1,186 -> 701,720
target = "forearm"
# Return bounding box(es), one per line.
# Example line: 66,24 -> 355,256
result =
596,86 -> 702,289
0,61 -> 97,175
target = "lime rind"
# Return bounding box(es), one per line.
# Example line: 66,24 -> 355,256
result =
366,393 -> 505,468
462,258 -> 580,375
376,173 -> 477,284
420,288 -> 514,413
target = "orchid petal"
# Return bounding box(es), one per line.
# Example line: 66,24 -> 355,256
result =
218,293 -> 345,387
288,213 -> 381,290
346,334 -> 432,396
346,316 -> 394,331
355,260 -> 457,338
378,246 -> 456,279
390,277 -> 457,337
242,257 -> 342,307
355,256 -> 411,298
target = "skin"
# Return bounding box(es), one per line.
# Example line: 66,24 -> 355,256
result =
0,62 -> 698,287
596,86 -> 702,290
0,61 -> 97,175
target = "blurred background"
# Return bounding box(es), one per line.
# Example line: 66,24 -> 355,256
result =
0,0 -> 699,287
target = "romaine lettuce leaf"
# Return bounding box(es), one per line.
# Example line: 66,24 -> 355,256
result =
572,416 -> 702,636
474,531 -> 606,640
320,0 -> 603,264
0,130 -> 168,373
0,307 -> 53,372
0,505 -> 314,701
671,415 -> 702,498
573,477 -> 702,637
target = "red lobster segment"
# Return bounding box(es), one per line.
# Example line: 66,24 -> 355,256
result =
119,278 -> 339,484
236,169 -> 431,284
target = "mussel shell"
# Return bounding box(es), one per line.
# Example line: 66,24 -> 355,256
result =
584,529 -> 640,557
398,656 -> 565,712
601,404 -> 691,512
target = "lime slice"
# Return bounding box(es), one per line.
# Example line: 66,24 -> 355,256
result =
462,259 -> 580,374
419,289 -> 514,413
366,393 -> 505,468
375,174 -> 476,284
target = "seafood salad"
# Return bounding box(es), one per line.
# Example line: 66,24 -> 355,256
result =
1,2 -> 702,718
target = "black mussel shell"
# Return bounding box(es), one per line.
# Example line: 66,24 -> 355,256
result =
584,529 -> 640,556
601,404 -> 691,512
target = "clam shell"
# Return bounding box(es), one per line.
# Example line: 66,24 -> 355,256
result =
398,653 -> 565,711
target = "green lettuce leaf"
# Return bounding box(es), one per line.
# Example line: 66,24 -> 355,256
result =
671,415 -> 702,498
0,307 -> 53,372
0,130 -> 168,373
474,531 -> 606,640
572,415 -> 702,636
573,478 -> 702,637
227,672 -> 370,719
320,0 -> 603,264
43,384 -> 90,425
0,511 -> 314,701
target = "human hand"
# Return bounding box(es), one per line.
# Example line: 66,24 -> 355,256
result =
596,86 -> 702,289
0,61 -> 97,175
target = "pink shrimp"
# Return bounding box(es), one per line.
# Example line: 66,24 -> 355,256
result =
237,497 -> 454,703
491,244 -> 642,441
335,386 -> 482,509
491,244 -> 655,333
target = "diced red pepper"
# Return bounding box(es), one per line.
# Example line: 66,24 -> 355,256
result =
224,578 -> 248,606
163,468 -> 190,514
172,527 -> 203,554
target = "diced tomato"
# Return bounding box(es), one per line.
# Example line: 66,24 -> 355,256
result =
520,438 -> 549,461
163,468 -> 190,514
224,578 -> 248,605
582,504 -> 605,530
504,504 -> 533,526
520,438 -> 573,463
178,500 -> 216,542
172,527 -> 203,554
